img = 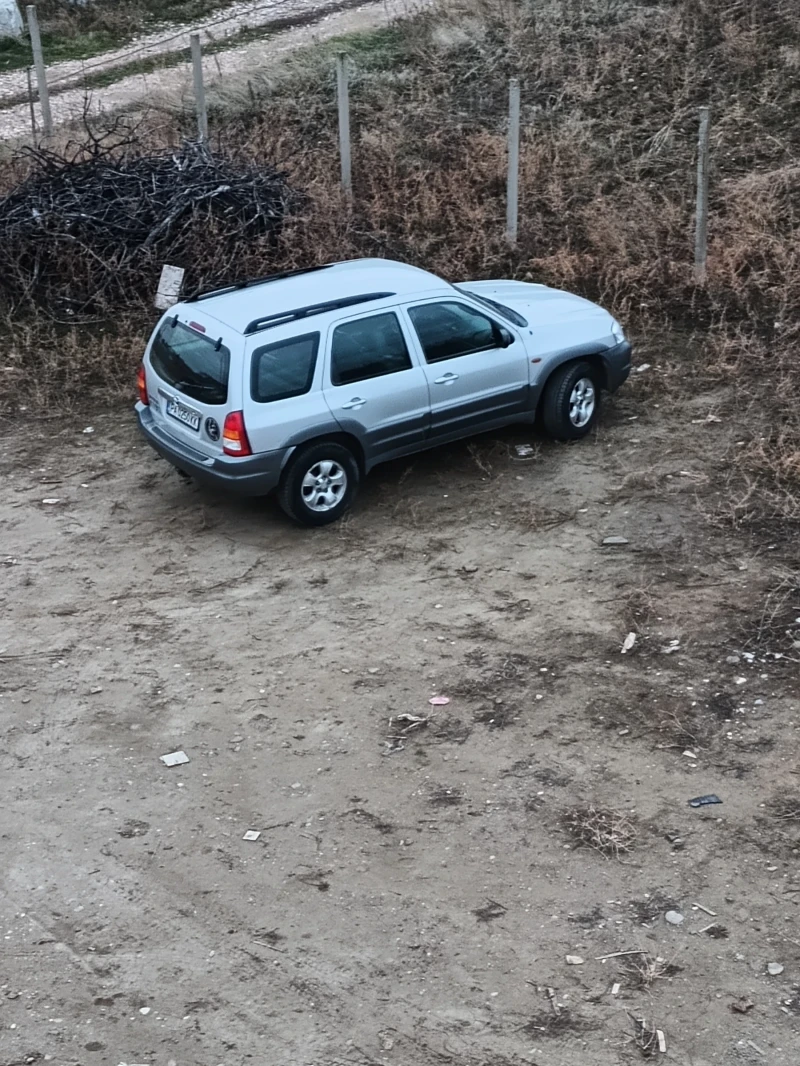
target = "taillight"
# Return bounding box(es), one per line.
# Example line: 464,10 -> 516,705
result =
223,411 -> 252,457
137,363 -> 149,405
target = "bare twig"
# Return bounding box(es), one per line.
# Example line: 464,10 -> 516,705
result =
253,939 -> 287,954
594,949 -> 649,961
691,901 -> 717,916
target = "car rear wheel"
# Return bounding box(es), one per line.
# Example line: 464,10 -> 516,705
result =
278,441 -> 360,526
541,361 -> 601,441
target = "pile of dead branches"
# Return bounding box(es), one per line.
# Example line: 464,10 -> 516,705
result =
0,124 -> 300,315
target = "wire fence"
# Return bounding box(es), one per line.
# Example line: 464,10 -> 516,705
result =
14,9 -> 714,282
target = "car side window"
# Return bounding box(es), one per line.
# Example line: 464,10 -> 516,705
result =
251,332 -> 319,403
330,312 -> 412,387
408,301 -> 499,364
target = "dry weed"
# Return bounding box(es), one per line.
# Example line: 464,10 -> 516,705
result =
622,584 -> 655,633
741,570 -> 800,654
628,1012 -> 662,1058
767,793 -> 800,821
522,1008 -> 586,1039
449,651 -> 533,700
623,953 -> 682,991
563,804 -> 637,859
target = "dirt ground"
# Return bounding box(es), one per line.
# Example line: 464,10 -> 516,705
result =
2,366 -> 800,1066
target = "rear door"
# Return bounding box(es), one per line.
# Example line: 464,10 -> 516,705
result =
145,314 -> 238,459
322,309 -> 431,460
401,299 -> 529,439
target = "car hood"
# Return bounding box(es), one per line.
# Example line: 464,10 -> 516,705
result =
461,280 -> 613,327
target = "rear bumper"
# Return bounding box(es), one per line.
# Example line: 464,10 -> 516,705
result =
136,403 -> 288,497
602,340 -> 632,393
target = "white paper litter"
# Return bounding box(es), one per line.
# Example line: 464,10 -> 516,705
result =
160,750 -> 189,767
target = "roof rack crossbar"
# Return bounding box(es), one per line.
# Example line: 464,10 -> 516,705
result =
244,292 -> 395,336
186,263 -> 335,303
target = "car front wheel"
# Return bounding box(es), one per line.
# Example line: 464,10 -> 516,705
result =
541,361 -> 601,441
278,441 -> 360,526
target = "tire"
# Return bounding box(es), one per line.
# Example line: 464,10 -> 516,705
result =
278,441 -> 360,527
541,361 -> 601,441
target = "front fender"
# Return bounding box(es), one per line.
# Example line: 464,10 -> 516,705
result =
534,340 -> 631,393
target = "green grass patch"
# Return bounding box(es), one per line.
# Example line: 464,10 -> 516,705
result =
0,0 -> 236,75
0,31 -> 124,75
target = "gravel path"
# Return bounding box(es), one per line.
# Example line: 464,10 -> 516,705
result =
0,0 -> 420,141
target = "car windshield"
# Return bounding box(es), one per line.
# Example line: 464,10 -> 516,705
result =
455,286 -> 528,329
150,320 -> 230,405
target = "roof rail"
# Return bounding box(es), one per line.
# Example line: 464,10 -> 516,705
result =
244,292 -> 395,336
185,263 -> 335,303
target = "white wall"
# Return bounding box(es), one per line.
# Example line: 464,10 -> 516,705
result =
0,0 -> 24,38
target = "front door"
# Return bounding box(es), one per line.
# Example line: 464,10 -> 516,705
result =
402,300 -> 529,439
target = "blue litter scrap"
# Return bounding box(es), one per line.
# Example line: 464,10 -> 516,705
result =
688,794 -> 722,808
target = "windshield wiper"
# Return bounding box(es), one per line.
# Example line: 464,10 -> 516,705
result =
174,381 -> 222,396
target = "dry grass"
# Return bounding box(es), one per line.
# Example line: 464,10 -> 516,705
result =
628,1012 -> 662,1058
740,570 -> 800,653
0,314 -> 148,412
563,804 -> 637,859
623,953 -> 682,991
767,793 -> 800,822
522,1009 -> 586,1039
621,584 -> 656,634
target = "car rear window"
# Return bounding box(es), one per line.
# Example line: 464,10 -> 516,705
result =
150,320 -> 230,405
251,332 -> 319,403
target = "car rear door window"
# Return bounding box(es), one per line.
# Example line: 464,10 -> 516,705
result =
251,332 -> 319,403
408,302 -> 498,364
150,321 -> 230,404
330,312 -> 412,387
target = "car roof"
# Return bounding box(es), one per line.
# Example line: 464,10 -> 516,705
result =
186,258 -> 450,335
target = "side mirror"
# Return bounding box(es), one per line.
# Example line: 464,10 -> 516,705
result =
498,327 -> 514,348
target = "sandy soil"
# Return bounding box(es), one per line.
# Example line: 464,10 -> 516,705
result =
0,0 -> 424,140
1,366 -> 799,1065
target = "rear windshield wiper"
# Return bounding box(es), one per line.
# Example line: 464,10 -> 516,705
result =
174,381 -> 222,395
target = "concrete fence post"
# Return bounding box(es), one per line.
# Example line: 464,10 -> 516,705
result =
26,5 -> 52,139
694,106 -> 711,284
190,33 -> 208,142
506,78 -> 521,244
336,52 -> 352,198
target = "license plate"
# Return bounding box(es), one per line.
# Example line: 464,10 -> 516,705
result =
166,397 -> 201,431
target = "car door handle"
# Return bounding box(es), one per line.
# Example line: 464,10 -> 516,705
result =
434,373 -> 459,385
341,397 -> 366,410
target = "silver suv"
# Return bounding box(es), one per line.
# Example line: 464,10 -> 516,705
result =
136,258 -> 631,525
